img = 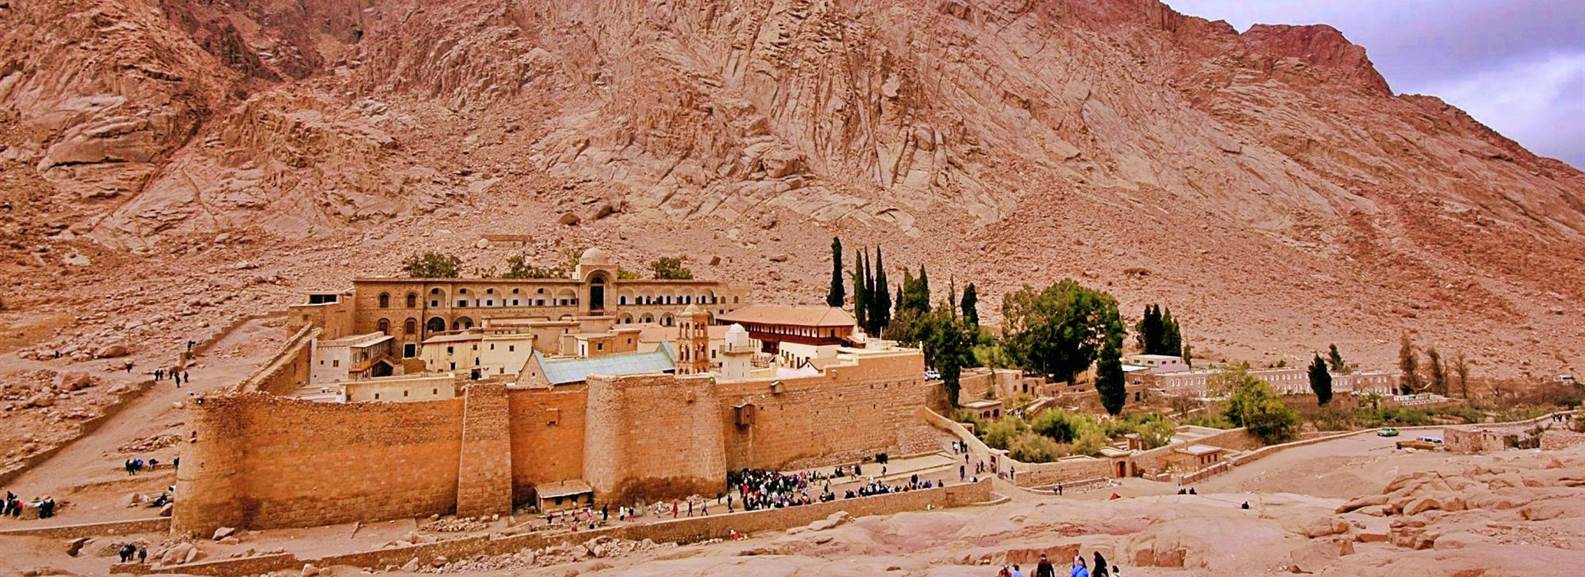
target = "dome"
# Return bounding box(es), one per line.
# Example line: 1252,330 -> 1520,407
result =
681,303 -> 704,316
578,247 -> 611,265
725,323 -> 751,349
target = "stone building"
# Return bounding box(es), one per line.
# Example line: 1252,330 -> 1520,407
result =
288,247 -> 749,361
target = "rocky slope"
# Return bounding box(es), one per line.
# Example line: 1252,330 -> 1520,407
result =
2,0 -> 1583,378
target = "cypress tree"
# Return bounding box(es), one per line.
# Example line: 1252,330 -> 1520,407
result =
899,268 -> 915,314
961,283 -> 979,326
1398,333 -> 1421,395
916,266 -> 931,314
853,249 -> 867,331
873,248 -> 891,331
1161,307 -> 1182,356
1327,344 -> 1346,373
1309,353 -> 1333,406
1097,327 -> 1126,415
827,237 -> 844,307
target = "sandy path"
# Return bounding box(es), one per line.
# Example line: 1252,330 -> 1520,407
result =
1,318 -> 282,525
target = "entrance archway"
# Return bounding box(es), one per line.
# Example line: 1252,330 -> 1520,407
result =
587,273 -> 608,312
426,317 -> 447,334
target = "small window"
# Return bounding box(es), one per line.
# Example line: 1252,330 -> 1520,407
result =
403,390 -> 409,397
332,359 -> 339,367
597,343 -> 604,351
432,388 -> 438,395
447,346 -> 454,354
508,345 -> 515,352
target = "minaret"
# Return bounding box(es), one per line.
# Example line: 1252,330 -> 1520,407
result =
677,303 -> 711,374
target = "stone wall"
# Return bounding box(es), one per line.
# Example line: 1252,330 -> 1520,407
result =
143,480 -> 992,576
236,325 -> 316,395
174,393 -> 466,533
455,383 -> 513,517
583,374 -> 727,504
716,350 -> 929,470
507,387 -> 587,503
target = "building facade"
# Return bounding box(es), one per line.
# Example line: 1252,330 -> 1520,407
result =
288,248 -> 749,362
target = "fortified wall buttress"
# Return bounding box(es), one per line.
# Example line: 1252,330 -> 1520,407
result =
582,374 -> 728,504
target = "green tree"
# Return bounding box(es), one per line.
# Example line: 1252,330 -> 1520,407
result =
1309,353 -> 1334,406
1399,333 -> 1421,395
827,237 -> 845,307
649,256 -> 693,279
1453,351 -> 1470,398
961,283 -> 979,326
1097,321 -> 1127,415
979,416 -> 1029,450
1134,304 -> 1161,353
502,253 -> 568,279
1426,346 -> 1446,395
1220,366 -> 1299,444
1001,280 -> 1123,384
402,251 -> 461,278
872,248 -> 891,333
1182,340 -> 1194,368
1161,307 -> 1182,356
1327,344 -> 1347,374
919,301 -> 973,407
1136,418 -> 1177,449
852,249 -> 868,331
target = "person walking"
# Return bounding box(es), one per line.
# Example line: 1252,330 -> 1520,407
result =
1070,555 -> 1089,577
1093,552 -> 1110,577
1035,553 -> 1057,577
1010,563 -> 1024,577
138,546 -> 148,563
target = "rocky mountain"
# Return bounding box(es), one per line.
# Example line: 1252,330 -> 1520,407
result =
3,0 -> 1583,378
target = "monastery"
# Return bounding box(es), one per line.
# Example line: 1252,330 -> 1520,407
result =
173,248 -> 937,534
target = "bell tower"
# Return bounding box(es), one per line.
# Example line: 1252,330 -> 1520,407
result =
677,303 -> 711,374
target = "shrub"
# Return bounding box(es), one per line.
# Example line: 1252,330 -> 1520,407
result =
1009,432 -> 1064,463
1221,367 -> 1299,444
1135,418 -> 1177,449
1071,428 -> 1109,457
1031,409 -> 1095,443
979,416 -> 1028,450
650,256 -> 693,280
1185,411 -> 1235,429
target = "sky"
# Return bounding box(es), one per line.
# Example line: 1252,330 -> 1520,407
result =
1165,0 -> 1585,169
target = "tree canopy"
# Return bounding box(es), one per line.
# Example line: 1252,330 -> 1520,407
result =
1219,365 -> 1300,444
649,256 -> 693,279
402,251 -> 461,278
1000,280 -> 1124,384
1134,304 -> 1184,356
1309,353 -> 1333,406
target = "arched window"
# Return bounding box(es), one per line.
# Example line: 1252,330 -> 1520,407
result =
429,288 -> 446,308
378,293 -> 391,308
426,317 -> 447,333
406,292 -> 417,308
404,318 -> 417,335
376,318 -> 390,335
453,316 -> 475,331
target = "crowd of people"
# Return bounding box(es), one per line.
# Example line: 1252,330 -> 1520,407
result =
2,491 -> 57,519
123,456 -> 169,475
1001,552 -> 1117,577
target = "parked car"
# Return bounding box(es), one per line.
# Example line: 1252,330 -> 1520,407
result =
924,370 -> 942,380
1377,427 -> 1399,437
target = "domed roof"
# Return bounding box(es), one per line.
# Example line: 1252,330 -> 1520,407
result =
680,303 -> 704,316
578,247 -> 611,265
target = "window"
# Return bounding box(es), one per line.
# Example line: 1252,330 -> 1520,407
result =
406,293 -> 417,308
508,345 -> 515,352
377,318 -> 390,335
332,359 -> 340,367
378,293 -> 390,308
403,343 -> 416,358
404,318 -> 417,335
374,393 -> 380,400
597,343 -> 604,351
403,390 -> 409,397
447,346 -> 454,354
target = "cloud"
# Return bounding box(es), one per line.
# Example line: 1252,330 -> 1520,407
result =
1164,0 -> 1585,168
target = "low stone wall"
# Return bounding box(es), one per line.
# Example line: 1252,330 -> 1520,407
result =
1009,457 -> 1114,487
124,479 -> 993,576
0,517 -> 169,539
235,324 -> 316,395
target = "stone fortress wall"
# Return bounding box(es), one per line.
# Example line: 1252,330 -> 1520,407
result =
175,348 -> 930,534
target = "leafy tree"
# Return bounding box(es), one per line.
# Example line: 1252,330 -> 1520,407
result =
1071,428 -> 1109,457
616,268 -> 641,280
852,248 -> 868,331
827,237 -> 845,307
1001,280 -> 1123,384
1327,344 -> 1347,373
1009,432 -> 1063,463
961,283 -> 979,326
1136,418 -> 1177,449
1220,366 -> 1300,444
1398,333 -> 1421,395
649,256 -> 693,280
979,416 -> 1028,450
1309,353 -> 1334,406
920,301 -> 974,407
1426,346 -> 1446,395
1096,322 -> 1126,415
972,343 -> 1015,369
402,251 -> 461,278
1182,340 -> 1194,368
502,253 -> 569,279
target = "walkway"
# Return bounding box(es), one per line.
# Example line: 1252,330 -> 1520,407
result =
0,318 -> 282,526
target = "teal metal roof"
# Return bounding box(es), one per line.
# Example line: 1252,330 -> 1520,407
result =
537,342 -> 676,385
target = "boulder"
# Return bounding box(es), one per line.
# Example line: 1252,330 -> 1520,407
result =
58,371 -> 94,391
301,563 -> 320,577
806,511 -> 851,532
1335,494 -> 1388,514
558,213 -> 580,226
1402,496 -> 1442,516
95,344 -> 129,358
212,527 -> 237,541
1299,516 -> 1350,538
